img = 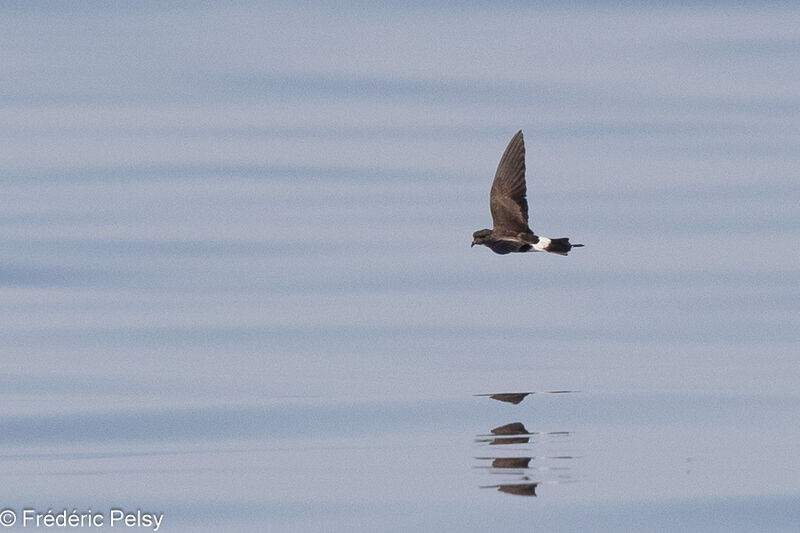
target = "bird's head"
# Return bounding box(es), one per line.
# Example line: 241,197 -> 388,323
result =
471,229 -> 492,247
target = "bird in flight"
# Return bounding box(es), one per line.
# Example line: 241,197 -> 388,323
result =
471,130 -> 583,255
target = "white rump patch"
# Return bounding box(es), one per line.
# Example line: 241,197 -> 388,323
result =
532,237 -> 551,252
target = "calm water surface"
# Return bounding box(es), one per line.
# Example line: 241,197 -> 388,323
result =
1,2 -> 799,531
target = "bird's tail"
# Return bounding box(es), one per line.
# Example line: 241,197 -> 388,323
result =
545,237 -> 583,256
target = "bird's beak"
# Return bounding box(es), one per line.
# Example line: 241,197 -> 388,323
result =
471,241 -> 476,247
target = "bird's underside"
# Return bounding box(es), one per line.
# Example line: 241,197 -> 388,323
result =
484,232 -> 577,256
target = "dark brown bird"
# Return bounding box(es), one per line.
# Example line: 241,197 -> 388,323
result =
471,130 -> 583,255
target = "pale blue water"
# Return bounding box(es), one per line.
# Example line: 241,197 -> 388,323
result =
2,2 -> 799,532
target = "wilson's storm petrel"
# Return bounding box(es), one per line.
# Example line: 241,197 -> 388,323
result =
471,130 -> 583,255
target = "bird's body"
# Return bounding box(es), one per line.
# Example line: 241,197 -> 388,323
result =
471,130 -> 582,256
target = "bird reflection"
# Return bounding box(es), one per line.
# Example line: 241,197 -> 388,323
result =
497,483 -> 538,497
491,457 -> 531,469
474,391 -> 578,498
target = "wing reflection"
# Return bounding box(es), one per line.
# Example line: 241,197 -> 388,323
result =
474,390 -> 577,405
481,392 -> 532,404
496,483 -> 538,497
491,457 -> 531,469
491,422 -> 530,435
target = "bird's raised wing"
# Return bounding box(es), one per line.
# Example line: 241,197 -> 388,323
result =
489,130 -> 531,233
